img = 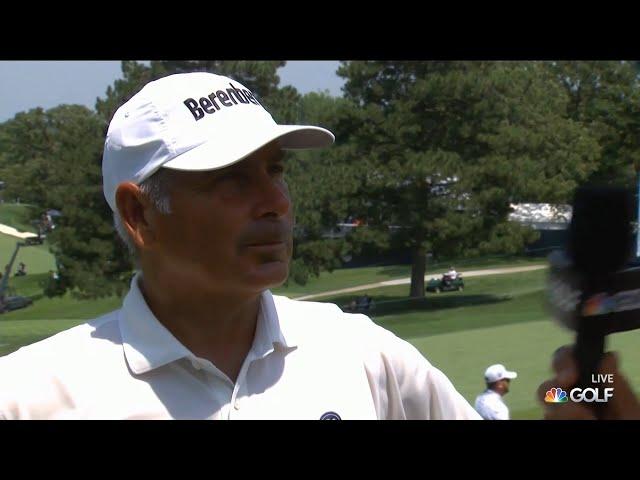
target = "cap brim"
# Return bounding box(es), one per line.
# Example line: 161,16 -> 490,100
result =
162,124 -> 334,172
504,371 -> 518,379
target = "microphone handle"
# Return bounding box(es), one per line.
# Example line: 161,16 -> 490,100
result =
576,320 -> 605,386
575,317 -> 606,417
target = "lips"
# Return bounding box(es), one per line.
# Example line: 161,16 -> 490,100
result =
246,239 -> 286,247
241,223 -> 291,248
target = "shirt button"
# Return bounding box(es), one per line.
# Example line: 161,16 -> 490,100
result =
234,399 -> 241,410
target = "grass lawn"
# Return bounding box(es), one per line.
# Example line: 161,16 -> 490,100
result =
0,203 -> 40,234
319,269 -> 548,336
0,233 -> 57,276
272,254 -> 547,297
3,257 -> 637,421
0,203 -> 58,276
0,278 -> 122,357
414,320 -> 640,419
314,269 -> 640,419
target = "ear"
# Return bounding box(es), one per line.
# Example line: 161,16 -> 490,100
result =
115,182 -> 158,252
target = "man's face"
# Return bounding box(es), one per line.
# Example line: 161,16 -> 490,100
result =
500,378 -> 511,395
148,140 -> 293,296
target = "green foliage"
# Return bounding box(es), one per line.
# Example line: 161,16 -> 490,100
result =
336,61 -> 601,295
547,61 -> 640,187
284,92 -> 364,284
1,60 -> 638,298
0,103 -> 131,297
0,61 -> 322,296
0,204 -> 40,233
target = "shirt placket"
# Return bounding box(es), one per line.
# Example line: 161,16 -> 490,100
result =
226,352 -> 258,420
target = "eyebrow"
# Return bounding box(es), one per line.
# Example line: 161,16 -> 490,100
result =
234,150 -> 286,169
191,151 -> 285,181
269,150 -> 286,163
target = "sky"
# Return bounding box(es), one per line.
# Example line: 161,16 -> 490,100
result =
0,61 -> 345,123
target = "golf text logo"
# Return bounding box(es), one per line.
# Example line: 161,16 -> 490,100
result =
545,375 -> 615,403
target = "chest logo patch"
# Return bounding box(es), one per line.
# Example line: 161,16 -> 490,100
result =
320,411 -> 341,420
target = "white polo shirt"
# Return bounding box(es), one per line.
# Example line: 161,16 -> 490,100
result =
474,390 -> 510,420
0,274 -> 480,420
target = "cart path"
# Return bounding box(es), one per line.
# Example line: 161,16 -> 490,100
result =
292,264 -> 548,301
0,223 -> 37,240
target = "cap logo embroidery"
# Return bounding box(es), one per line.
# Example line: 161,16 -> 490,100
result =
183,83 -> 262,121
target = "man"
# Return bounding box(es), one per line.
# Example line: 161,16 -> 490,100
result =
446,266 -> 458,280
443,266 -> 458,287
0,72 -> 480,420
356,293 -> 372,312
15,262 -> 26,277
475,364 -> 517,420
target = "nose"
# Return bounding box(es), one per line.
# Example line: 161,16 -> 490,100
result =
253,174 -> 291,219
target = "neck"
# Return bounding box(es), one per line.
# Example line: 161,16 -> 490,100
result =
137,267 -> 262,382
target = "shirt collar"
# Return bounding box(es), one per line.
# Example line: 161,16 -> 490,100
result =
254,290 -> 298,356
261,291 -> 305,350
119,273 -> 296,375
119,273 -> 193,375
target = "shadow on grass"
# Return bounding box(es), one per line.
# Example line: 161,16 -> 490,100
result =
322,289 -> 546,338
372,255 -> 544,281
328,292 -> 511,316
375,265 -> 412,278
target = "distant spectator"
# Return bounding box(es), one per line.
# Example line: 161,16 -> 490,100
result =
356,294 -> 372,312
15,262 -> 26,277
475,364 -> 518,420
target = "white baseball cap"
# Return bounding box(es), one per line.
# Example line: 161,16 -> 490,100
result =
484,364 -> 518,383
102,72 -> 335,212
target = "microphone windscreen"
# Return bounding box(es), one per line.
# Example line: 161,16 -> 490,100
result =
567,185 -> 634,276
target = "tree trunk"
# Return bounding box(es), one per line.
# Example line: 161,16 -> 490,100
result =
409,246 -> 426,298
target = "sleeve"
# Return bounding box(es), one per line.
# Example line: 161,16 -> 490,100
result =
357,315 -> 481,420
0,349 -> 74,420
0,355 -> 22,420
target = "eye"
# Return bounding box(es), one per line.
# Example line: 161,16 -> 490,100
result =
194,171 -> 248,192
270,163 -> 285,175
219,171 -> 249,183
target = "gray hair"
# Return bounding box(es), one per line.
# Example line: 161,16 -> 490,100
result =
113,168 -> 174,264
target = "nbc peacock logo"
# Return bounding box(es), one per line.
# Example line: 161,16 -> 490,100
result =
545,387 -> 569,403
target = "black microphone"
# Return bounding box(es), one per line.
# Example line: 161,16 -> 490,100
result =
547,185 -> 638,401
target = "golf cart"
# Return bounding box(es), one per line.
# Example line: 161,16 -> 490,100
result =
426,273 -> 464,293
1,293 -> 33,312
25,220 -> 47,245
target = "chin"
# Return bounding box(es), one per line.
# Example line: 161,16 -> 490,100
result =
246,261 -> 290,290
